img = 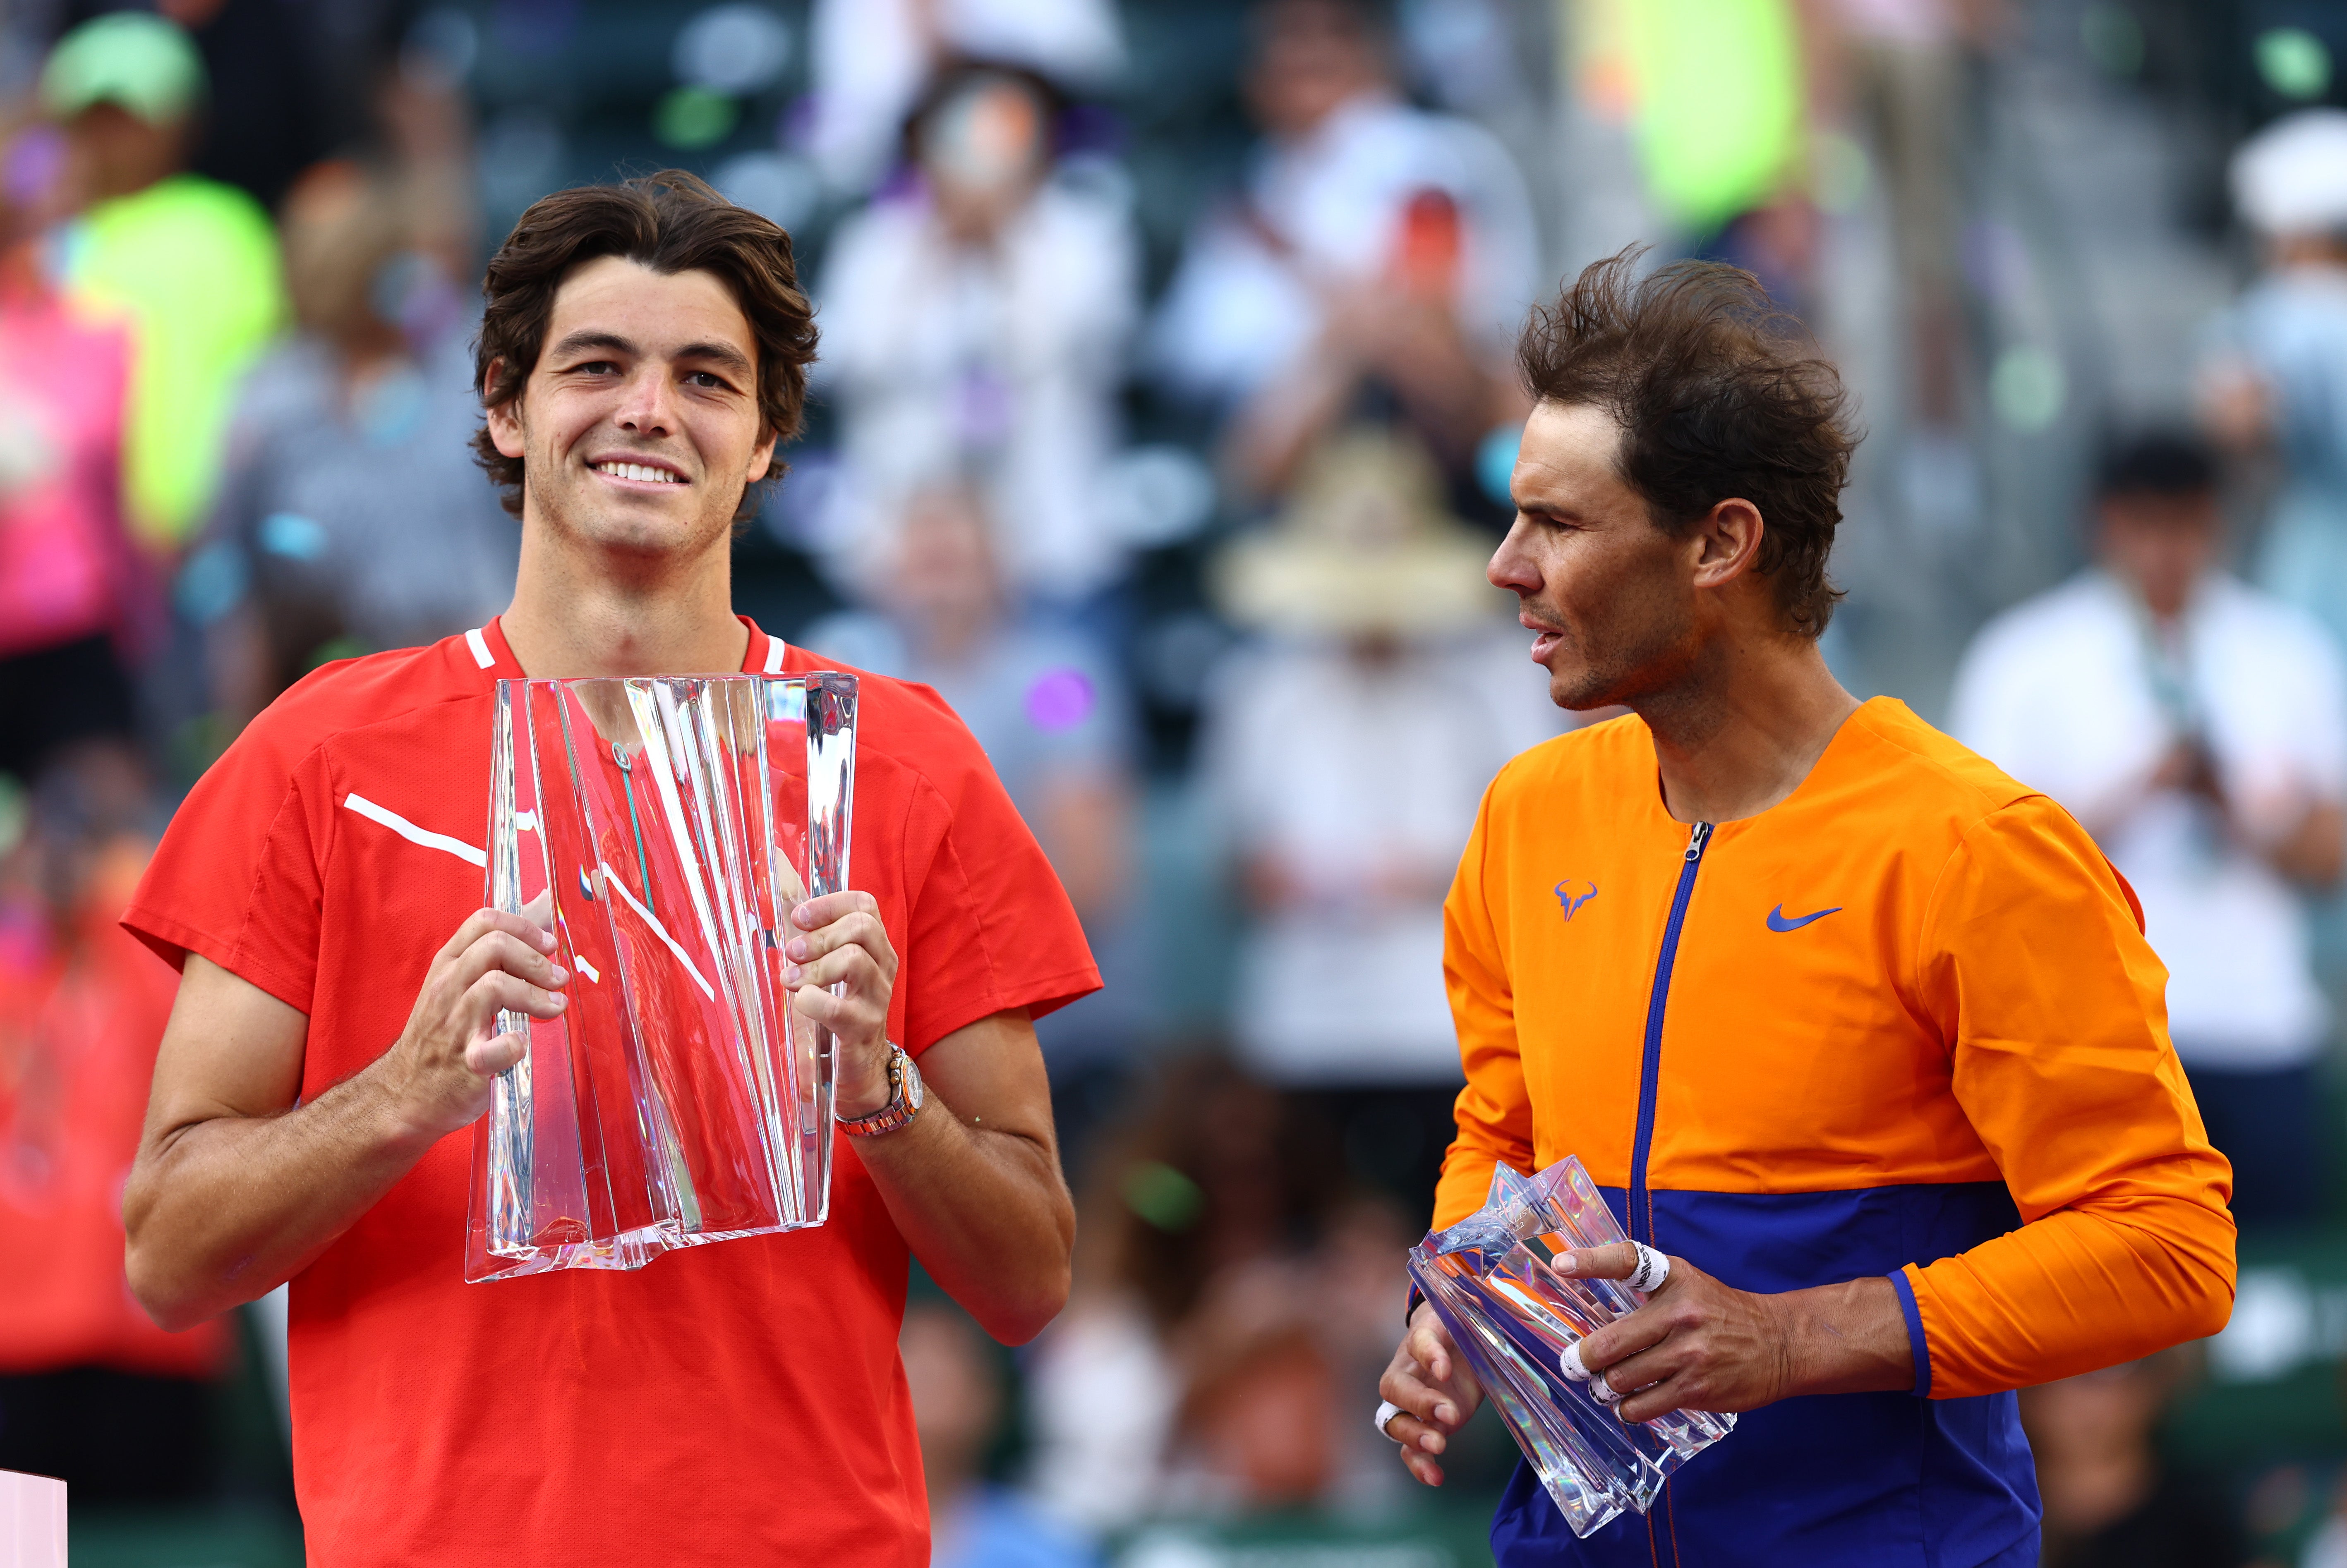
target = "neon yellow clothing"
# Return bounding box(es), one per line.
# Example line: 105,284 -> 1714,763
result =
62,174 -> 284,547
1621,0 -> 1803,232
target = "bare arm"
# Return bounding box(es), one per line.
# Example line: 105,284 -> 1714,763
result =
784,892 -> 1074,1345
850,1011 -> 1074,1343
123,912 -> 570,1330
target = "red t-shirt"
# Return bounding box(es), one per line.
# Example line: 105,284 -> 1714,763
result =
124,617 -> 1100,1566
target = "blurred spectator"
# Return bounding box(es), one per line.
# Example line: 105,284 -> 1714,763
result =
42,11 -> 284,550
2021,1353 -> 2247,1568
804,482 -> 1130,916
2201,110 -> 2347,661
1164,1194 -> 1410,1514
1950,431 -> 2346,1228
805,0 -> 1123,196
0,117 -> 147,783
802,483 -> 1141,1109
1026,1056 -> 1407,1528
1615,0 -> 1806,268
901,1301 -> 1097,1568
814,64 -> 1140,604
1200,429 -> 1553,1217
184,158 -> 514,730
1149,0 -> 1537,507
0,747 -> 230,1501
155,0 -> 331,213
1807,0 -> 1994,433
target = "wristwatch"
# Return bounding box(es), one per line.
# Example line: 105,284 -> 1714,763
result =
837,1041 -> 925,1137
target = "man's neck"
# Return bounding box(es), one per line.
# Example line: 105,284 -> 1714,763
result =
498,519 -> 749,679
1632,633 -> 1861,826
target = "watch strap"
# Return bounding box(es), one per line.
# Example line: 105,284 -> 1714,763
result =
837,1042 -> 924,1137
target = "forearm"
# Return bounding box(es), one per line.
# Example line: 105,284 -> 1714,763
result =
125,1059 -> 436,1330
852,1098 -> 1074,1344
1776,1276 -> 1913,1398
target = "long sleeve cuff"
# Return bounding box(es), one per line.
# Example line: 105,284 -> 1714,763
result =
1889,1267 -> 1931,1398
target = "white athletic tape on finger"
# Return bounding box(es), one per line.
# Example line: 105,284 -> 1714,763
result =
1563,1340 -> 1625,1403
1627,1242 -> 1671,1293
1373,1400 -> 1405,1439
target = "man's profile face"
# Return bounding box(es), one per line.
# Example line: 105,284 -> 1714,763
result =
1490,400 -> 1701,711
487,254 -> 774,565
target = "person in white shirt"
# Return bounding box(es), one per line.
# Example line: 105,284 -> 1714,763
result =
1148,0 -> 1538,506
1198,428 -> 1558,1216
1951,431 -> 2347,1226
2200,110 -> 2347,662
813,64 -> 1140,604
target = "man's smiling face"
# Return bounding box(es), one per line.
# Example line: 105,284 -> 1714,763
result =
487,254 -> 775,563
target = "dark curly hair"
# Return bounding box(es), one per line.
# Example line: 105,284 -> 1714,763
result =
1517,249 -> 1858,638
470,170 -> 818,520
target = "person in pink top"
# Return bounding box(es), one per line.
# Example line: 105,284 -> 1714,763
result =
0,139 -> 148,783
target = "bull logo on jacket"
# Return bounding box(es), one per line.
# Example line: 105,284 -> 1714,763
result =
1553,879 -> 1598,921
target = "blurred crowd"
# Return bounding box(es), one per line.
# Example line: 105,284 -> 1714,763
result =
5,0 -> 2347,1564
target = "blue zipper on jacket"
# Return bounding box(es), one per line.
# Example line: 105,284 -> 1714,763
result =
1628,820 -> 1713,1246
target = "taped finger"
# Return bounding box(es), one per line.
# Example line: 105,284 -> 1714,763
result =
1627,1242 -> 1671,1293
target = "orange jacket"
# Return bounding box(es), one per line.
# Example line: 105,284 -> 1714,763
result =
1442,698 -> 2236,1564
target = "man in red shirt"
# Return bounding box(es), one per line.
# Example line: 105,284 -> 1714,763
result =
119,171 -> 1098,1565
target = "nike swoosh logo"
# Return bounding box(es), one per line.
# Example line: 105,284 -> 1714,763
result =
1767,904 -> 1843,933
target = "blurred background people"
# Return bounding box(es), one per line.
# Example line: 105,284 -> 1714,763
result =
1026,1056 -> 1411,1530
803,0 -> 1123,197
1200,429 -> 1553,1218
2201,109 -> 2347,661
1951,431 -> 2347,1228
0,748 -> 229,1502
801,481 -> 1141,1134
813,60 -> 1139,605
1149,0 -> 1537,510
2021,1353 -> 2248,1568
901,1299 -> 1098,1568
41,12 -> 283,553
0,115 -> 145,785
1808,0 -> 1988,462
185,158 -> 514,732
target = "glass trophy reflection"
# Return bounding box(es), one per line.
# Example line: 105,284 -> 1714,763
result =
466,671 -> 857,1281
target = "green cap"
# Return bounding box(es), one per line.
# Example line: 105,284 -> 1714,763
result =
40,12 -> 206,128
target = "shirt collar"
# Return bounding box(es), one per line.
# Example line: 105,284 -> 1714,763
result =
468,615 -> 788,682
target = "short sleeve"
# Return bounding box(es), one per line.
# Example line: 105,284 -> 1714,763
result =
122,723 -> 336,1014
880,701 -> 1101,1056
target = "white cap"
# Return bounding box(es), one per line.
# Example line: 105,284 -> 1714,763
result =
2232,109 -> 2347,236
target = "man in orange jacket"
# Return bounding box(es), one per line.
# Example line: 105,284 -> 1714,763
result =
1375,254 -> 2236,1567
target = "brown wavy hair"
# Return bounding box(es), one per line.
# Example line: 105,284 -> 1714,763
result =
470,170 -> 818,520
1517,249 -> 1858,638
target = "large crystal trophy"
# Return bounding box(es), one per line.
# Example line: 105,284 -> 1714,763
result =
465,672 -> 858,1282
1405,1156 -> 1735,1537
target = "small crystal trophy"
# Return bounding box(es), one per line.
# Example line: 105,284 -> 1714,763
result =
465,672 -> 858,1281
1405,1156 -> 1735,1537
